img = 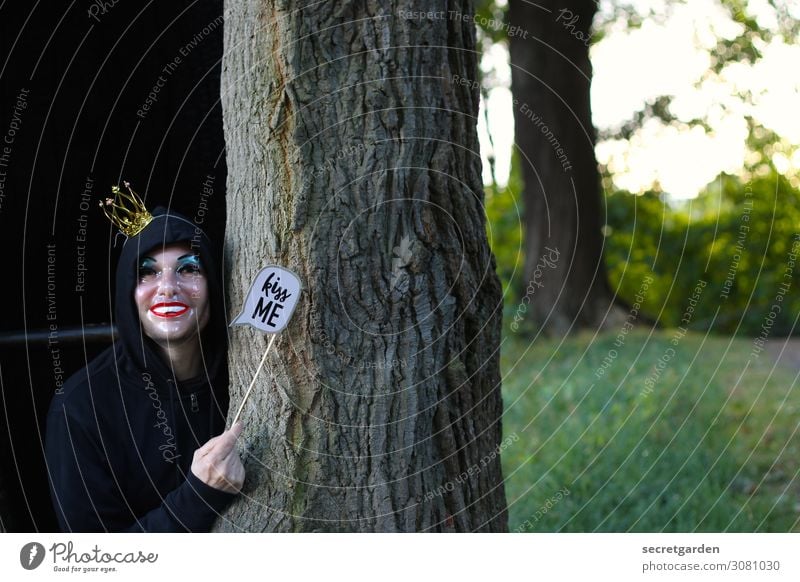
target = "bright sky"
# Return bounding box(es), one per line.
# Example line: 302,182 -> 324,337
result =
477,0 -> 800,199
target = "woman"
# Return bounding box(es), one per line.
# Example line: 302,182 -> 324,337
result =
45,202 -> 245,532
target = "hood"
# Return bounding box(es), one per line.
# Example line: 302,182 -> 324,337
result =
113,206 -> 229,401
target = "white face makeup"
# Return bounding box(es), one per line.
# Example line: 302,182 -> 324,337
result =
133,242 -> 210,346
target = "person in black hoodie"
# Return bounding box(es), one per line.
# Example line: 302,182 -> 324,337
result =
45,202 -> 245,532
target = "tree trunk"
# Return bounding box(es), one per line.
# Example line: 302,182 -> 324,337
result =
218,0 -> 508,532
508,0 -> 622,333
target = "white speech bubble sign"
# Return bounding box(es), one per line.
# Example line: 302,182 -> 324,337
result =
230,265 -> 302,333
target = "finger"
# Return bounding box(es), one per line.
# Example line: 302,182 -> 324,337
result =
230,421 -> 243,438
209,425 -> 243,458
198,423 -> 242,456
196,434 -> 221,456
226,459 -> 245,487
209,458 -> 243,489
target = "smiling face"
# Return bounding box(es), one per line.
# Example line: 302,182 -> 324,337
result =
133,241 -> 210,347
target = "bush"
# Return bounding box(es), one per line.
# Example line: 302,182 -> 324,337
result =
604,171 -> 800,336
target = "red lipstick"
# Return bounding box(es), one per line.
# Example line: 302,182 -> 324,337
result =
150,302 -> 189,318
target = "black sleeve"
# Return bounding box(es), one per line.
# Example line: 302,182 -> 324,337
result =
45,404 -> 237,533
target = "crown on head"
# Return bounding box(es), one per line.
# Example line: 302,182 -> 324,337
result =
99,181 -> 153,237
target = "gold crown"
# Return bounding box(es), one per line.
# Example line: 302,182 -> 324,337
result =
99,181 -> 153,237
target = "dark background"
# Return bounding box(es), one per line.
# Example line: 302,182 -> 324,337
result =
0,0 -> 226,532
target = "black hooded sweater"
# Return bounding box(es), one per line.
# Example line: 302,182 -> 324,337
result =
45,208 -> 237,532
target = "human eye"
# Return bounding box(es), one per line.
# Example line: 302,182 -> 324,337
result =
138,258 -> 158,282
177,256 -> 203,276
138,266 -> 157,282
177,264 -> 201,276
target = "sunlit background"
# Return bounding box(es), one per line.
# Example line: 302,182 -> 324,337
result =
478,0 -> 800,199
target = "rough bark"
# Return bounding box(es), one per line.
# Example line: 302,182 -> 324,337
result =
509,0 -> 623,333
218,0 -> 508,532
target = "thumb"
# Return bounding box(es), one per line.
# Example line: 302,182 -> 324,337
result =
217,422 -> 244,458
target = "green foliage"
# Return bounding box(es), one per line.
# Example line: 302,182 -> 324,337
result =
474,0 -> 509,45
604,170 -> 800,336
485,151 -> 525,302
484,161 -> 798,337
501,330 -> 800,532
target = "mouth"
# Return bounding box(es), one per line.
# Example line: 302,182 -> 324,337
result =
150,302 -> 189,318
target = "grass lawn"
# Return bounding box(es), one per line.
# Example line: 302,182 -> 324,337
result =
499,328 -> 800,532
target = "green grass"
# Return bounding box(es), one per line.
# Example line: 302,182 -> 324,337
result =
499,329 -> 800,532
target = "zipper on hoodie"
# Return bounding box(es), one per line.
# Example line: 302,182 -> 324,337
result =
190,392 -> 199,413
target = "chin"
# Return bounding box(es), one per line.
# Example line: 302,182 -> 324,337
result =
142,315 -> 207,345
150,328 -> 198,343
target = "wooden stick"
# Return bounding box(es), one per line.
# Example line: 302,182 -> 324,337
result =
232,333 -> 277,426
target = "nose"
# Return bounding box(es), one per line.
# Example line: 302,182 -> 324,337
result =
156,268 -> 178,298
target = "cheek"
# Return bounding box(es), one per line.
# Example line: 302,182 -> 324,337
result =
134,285 -> 154,312
191,280 -> 210,312
196,283 -> 211,328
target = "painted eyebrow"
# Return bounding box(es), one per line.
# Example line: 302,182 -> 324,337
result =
139,254 -> 198,263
